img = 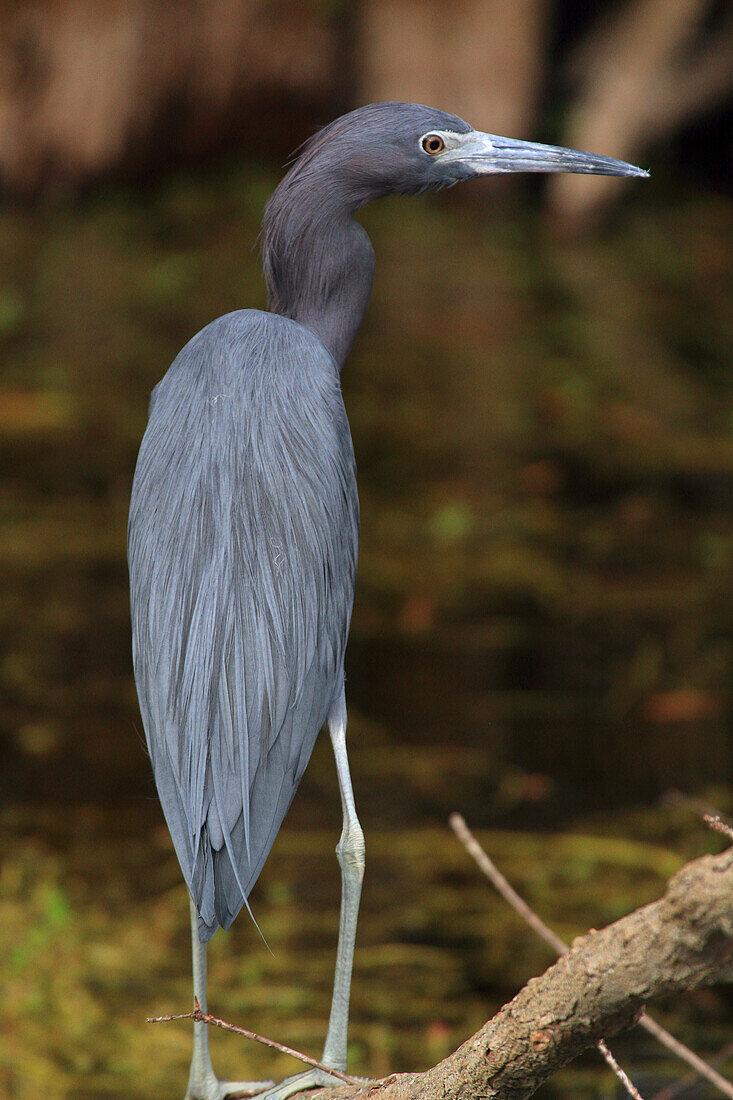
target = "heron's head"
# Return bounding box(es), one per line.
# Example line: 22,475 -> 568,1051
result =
289,101 -> 647,208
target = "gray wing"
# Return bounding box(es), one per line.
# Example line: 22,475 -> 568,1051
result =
128,311 -> 358,939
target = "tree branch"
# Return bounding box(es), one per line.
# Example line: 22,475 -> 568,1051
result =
293,847 -> 733,1099
148,1001 -> 359,1085
447,813 -> 643,1096
449,813 -> 733,1099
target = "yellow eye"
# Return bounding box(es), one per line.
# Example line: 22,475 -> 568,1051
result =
421,134 -> 445,155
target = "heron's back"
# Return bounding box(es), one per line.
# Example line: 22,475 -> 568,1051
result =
128,310 -> 358,939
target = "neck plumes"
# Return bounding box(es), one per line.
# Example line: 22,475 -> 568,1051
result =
261,165 -> 375,369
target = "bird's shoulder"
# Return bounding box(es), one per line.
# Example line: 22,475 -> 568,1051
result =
151,308 -> 338,407
135,306 -> 355,503
189,307 -> 334,360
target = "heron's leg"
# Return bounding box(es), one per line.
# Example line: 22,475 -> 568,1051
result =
252,689 -> 366,1100
185,895 -> 273,1100
321,687 -> 365,1071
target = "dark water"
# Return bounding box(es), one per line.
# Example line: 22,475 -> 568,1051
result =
0,167 -> 731,1097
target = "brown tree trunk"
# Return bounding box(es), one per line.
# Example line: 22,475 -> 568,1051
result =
358,0 -> 549,138
547,0 -> 733,225
0,0 -> 334,193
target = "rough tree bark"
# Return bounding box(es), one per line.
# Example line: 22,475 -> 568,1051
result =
282,848 -> 733,1100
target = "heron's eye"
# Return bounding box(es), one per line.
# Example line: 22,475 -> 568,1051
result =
421,134 -> 445,155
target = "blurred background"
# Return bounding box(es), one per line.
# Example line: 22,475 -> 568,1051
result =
0,1 -> 731,1097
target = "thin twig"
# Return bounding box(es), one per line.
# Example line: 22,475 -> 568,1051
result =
704,815 -> 733,844
148,999 -> 360,1085
650,1042 -> 733,1100
663,790 -> 733,834
597,1040 -> 645,1100
448,813 -> 644,1099
449,813 -> 567,956
449,813 -> 733,1100
639,1015 -> 733,1099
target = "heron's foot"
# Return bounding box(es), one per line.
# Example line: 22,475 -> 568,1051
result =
185,1073 -> 275,1100
252,1067 -> 363,1099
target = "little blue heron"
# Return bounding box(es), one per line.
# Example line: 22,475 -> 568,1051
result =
128,101 -> 646,1100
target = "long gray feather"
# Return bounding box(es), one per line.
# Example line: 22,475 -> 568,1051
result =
128,309 -> 358,940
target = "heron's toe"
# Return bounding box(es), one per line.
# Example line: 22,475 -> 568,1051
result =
222,1081 -> 277,1099
251,1067 -> 365,1099
185,1078 -> 274,1100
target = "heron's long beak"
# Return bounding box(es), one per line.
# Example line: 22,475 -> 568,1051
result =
449,132 -> 648,178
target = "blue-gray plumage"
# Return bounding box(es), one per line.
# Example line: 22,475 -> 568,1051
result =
129,311 -> 357,940
128,102 -> 646,1100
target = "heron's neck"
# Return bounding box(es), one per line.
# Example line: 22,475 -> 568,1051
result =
261,188 -> 375,369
